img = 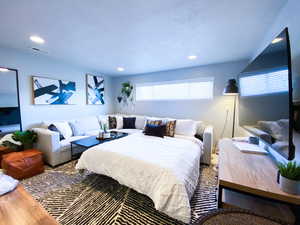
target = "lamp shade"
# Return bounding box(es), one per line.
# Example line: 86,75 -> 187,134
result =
224,79 -> 239,95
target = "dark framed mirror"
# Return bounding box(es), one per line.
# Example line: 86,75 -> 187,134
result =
0,67 -> 22,136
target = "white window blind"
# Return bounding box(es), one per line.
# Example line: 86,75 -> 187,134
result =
239,68 -> 289,97
135,78 -> 214,101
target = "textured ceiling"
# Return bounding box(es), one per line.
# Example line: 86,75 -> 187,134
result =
0,0 -> 287,75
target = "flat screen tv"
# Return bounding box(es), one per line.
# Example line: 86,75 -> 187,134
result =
238,28 -> 295,160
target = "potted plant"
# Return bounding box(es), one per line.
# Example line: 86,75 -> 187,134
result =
3,130 -> 38,150
278,161 -> 300,195
117,82 -> 134,104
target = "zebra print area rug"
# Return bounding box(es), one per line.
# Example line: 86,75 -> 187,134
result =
22,161 -> 218,225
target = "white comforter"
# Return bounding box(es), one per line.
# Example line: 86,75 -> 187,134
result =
76,133 -> 202,223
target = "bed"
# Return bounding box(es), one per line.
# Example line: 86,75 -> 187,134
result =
75,132 -> 203,223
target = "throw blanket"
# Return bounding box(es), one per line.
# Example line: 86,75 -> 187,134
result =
0,173 -> 19,196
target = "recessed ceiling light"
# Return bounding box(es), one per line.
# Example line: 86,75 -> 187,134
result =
117,67 -> 125,72
188,55 -> 197,60
0,67 -> 9,72
272,38 -> 283,44
30,35 -> 45,44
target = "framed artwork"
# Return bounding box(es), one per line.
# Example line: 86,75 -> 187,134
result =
32,76 -> 76,105
86,74 -> 104,105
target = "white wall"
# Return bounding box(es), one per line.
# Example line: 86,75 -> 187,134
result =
0,47 -> 114,129
112,60 -> 248,143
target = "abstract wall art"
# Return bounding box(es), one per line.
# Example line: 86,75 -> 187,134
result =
86,74 -> 104,105
32,76 -> 76,105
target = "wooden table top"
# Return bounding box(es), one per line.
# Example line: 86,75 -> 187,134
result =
218,138 -> 300,205
0,185 -> 59,225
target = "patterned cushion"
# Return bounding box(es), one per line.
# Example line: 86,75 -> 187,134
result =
165,120 -> 176,137
108,116 -> 117,129
123,117 -> 136,129
143,120 -> 162,133
48,124 -> 64,140
144,124 -> 166,138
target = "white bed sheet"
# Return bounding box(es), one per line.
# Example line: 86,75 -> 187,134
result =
76,132 -> 202,223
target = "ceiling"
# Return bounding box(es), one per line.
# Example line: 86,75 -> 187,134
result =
0,0 -> 287,76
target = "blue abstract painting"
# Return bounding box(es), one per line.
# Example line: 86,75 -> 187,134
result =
86,74 -> 104,105
33,76 -> 76,105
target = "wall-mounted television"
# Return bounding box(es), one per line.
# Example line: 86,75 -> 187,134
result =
238,28 -> 295,160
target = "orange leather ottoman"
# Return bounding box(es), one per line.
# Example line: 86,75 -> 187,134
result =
0,146 -> 17,168
1,149 -> 44,179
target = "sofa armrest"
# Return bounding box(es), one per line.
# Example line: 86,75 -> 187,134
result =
32,128 -> 60,165
201,126 -> 213,165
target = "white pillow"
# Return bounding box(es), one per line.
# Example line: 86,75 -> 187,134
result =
52,121 -> 73,139
70,117 -> 100,136
116,116 -> 123,129
175,119 -> 197,137
133,115 -> 146,129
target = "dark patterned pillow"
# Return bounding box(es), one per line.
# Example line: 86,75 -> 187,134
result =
123,117 -> 136,129
48,124 -> 64,140
165,120 -> 176,137
144,124 -> 166,138
146,120 -> 162,126
108,116 -> 117,129
143,120 -> 162,132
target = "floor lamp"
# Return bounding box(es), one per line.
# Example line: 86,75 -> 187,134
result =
223,79 -> 239,138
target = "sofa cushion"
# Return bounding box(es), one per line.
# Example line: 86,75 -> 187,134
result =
144,124 -> 166,138
48,124 -> 64,140
123,117 -> 136,129
70,117 -> 100,136
175,119 -> 197,137
145,119 -> 162,126
115,129 -> 143,134
196,121 -> 205,135
52,121 -> 73,139
116,116 -> 123,129
133,115 -> 146,129
108,116 -> 117,129
165,120 -> 176,137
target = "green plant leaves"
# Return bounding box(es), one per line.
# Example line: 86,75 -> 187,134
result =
8,130 -> 38,150
278,161 -> 300,180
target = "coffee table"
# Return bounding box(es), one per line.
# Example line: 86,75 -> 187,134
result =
70,131 -> 128,159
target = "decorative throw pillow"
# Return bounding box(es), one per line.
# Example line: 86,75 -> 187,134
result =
108,116 -> 117,129
123,117 -> 136,129
165,120 -> 176,137
52,122 -> 73,139
145,120 -> 162,126
175,119 -> 197,137
48,124 -> 64,140
144,124 -> 166,138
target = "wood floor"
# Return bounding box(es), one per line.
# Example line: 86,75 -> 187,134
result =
0,185 -> 59,225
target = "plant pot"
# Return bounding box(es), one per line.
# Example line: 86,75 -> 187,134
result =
279,174 -> 300,195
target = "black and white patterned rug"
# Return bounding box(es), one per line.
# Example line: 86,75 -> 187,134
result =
22,161 -> 218,225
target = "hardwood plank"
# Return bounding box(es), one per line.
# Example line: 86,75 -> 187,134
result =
218,138 -> 300,205
0,185 -> 59,225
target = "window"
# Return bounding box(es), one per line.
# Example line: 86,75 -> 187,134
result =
239,68 -> 289,97
135,78 -> 214,101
